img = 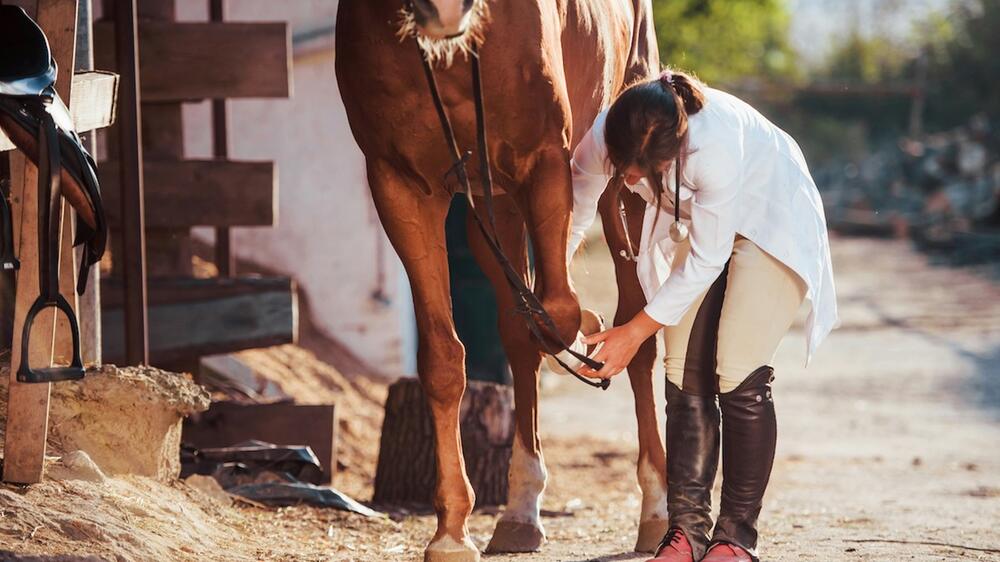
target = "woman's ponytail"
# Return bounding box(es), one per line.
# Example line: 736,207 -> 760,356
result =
659,69 -> 705,116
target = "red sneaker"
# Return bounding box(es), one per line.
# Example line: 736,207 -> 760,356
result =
701,543 -> 753,562
646,528 -> 694,562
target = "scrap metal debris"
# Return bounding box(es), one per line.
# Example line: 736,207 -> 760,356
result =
817,114 -> 1000,251
181,440 -> 379,517
226,482 -> 379,517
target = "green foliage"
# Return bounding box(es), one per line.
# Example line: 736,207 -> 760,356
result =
651,0 -> 797,84
923,0 -> 1000,127
812,0 -> 1000,129
821,34 -> 912,84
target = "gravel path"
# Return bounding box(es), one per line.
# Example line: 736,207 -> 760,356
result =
521,235 -> 1000,561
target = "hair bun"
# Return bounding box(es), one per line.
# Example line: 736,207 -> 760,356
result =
665,70 -> 706,115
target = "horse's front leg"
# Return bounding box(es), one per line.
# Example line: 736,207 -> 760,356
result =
367,161 -> 479,562
599,188 -> 670,552
521,146 -> 583,347
463,195 -> 549,553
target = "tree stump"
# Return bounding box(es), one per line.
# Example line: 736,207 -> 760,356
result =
373,378 -> 514,508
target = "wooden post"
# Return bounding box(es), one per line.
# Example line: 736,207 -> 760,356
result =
111,0 -> 148,366
210,0 -> 235,278
102,0 -> 192,280
3,0 -> 81,485
76,0 -> 102,365
909,50 -> 928,138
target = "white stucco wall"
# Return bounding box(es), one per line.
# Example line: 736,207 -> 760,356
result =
178,0 -> 416,375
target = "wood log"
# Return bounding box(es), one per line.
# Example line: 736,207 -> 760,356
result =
373,378 -> 514,508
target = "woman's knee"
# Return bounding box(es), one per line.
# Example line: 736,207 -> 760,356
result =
718,358 -> 780,393
665,361 -> 685,390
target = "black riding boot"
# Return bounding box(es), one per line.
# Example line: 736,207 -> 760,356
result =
663,380 -> 721,560
710,366 -> 777,562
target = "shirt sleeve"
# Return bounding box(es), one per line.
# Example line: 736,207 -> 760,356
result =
568,111 -> 613,262
643,133 -> 743,326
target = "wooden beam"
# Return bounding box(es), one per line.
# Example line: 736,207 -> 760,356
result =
93,21 -> 291,101
101,276 -> 295,307
66,71 -> 119,136
101,276 -> 297,365
210,0 -> 235,278
111,0 -> 149,366
3,0 -> 80,485
99,160 -> 276,227
126,101 -> 190,277
0,72 -> 119,152
3,155 -> 54,484
76,0 -> 102,365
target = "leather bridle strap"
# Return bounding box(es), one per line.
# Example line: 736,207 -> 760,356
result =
417,43 -> 610,390
16,96 -> 85,383
37,101 -> 61,303
0,174 -> 20,273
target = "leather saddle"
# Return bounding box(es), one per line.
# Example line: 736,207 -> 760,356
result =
0,6 -> 108,383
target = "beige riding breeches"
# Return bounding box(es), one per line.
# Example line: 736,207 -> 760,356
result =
663,236 -> 807,394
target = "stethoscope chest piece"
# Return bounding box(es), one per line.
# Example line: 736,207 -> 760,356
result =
669,220 -> 689,243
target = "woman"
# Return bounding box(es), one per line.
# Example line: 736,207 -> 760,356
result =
567,70 -> 838,562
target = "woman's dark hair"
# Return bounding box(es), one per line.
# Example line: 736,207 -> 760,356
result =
604,69 -> 706,212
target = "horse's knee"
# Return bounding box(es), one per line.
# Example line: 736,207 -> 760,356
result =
540,292 -> 581,342
416,320 -> 467,406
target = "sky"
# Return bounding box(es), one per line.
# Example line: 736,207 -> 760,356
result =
787,0 -> 953,66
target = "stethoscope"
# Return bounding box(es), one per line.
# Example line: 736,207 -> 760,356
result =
617,156 -> 688,262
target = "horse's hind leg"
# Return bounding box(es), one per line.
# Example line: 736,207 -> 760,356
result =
367,161 -> 479,562
599,188 -> 670,552
463,195 -> 548,553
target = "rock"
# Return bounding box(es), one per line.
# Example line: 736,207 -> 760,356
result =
46,451 -> 107,483
184,474 -> 232,506
45,364 -> 210,481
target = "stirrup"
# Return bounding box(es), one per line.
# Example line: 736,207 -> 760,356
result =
16,293 -> 85,383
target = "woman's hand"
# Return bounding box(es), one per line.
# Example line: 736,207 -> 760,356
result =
578,310 -> 664,379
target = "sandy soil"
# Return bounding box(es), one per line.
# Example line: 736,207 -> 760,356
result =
2,235 -> 999,561
330,233 -> 1000,562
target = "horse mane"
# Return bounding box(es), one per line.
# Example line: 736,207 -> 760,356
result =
397,0 -> 490,67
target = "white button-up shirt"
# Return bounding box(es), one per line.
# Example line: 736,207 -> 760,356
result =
568,87 -> 838,363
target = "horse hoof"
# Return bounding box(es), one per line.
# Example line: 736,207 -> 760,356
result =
580,308 -> 605,354
485,519 -> 546,553
424,535 -> 480,562
634,518 -> 672,553
581,308 -> 605,337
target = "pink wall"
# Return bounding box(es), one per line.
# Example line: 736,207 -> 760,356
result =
180,0 -> 417,375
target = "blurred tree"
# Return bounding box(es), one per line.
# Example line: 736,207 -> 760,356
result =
652,0 -> 797,83
923,0 -> 1000,128
822,33 -> 911,84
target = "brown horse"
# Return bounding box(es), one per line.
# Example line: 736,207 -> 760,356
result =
336,1 -> 665,559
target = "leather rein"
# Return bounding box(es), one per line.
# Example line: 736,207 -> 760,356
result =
415,42 -> 610,390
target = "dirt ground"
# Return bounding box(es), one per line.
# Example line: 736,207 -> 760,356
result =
335,233 -> 1000,562
2,234 -> 999,561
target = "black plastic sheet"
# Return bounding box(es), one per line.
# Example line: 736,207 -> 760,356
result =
181,440 -> 380,517
227,482 -> 380,516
